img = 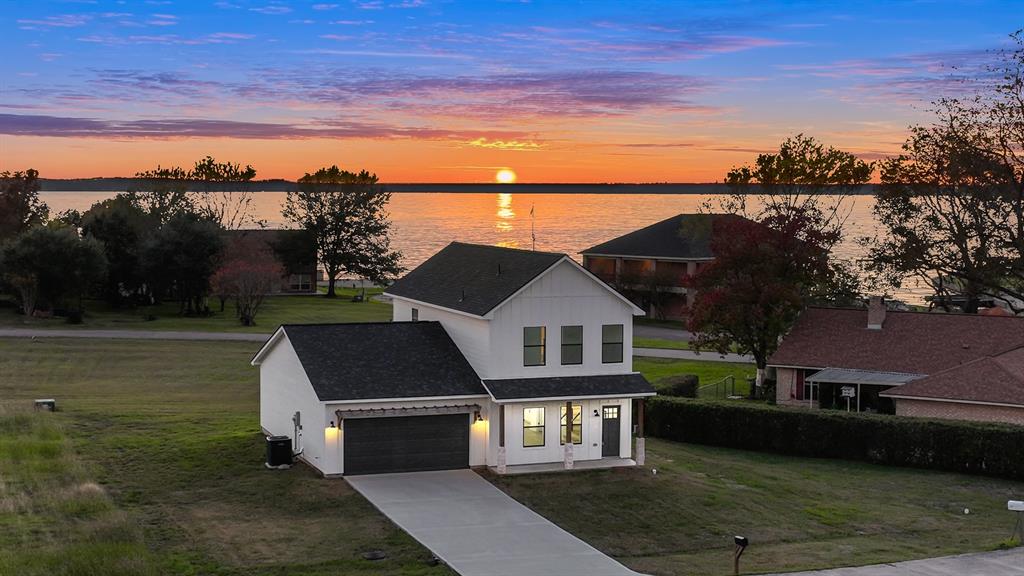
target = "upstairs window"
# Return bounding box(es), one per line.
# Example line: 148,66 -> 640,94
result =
523,407 -> 545,447
411,308 -> 419,322
524,326 -> 546,366
561,325 -> 583,365
602,324 -> 624,363
559,404 -> 582,445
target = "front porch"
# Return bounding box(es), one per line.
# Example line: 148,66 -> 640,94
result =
490,457 -> 637,475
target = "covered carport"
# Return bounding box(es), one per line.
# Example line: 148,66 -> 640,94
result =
805,368 -> 924,413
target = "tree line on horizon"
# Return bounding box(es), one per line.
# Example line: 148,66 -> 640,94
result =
0,158 -> 401,325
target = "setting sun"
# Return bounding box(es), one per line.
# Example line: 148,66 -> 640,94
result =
495,168 -> 517,184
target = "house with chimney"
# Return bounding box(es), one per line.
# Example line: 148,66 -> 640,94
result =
581,213 -> 752,320
768,297 -> 1024,425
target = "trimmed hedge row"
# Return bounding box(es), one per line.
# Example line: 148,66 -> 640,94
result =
645,396 -> 1024,480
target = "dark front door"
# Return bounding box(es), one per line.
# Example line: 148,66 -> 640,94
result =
601,406 -> 620,457
343,413 -> 470,475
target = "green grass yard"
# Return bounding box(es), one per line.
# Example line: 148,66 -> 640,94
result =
0,338 -> 449,576
488,439 -> 1024,575
1,337 -> 1020,576
0,288 -> 391,333
634,356 -> 756,398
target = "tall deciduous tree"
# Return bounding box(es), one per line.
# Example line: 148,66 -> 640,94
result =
0,226 -> 106,317
0,169 -> 49,242
867,30 -> 1024,312
129,165 -> 193,225
81,195 -> 153,306
211,237 -> 284,326
686,213 -> 854,391
283,166 -> 402,297
189,156 -> 260,229
142,213 -> 224,315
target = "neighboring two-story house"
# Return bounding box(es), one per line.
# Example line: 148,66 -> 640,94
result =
253,242 -> 655,476
581,213 -> 749,319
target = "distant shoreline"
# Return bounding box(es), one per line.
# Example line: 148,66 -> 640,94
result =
39,179 -> 878,194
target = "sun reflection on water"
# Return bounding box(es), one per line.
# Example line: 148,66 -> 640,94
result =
496,192 -> 515,232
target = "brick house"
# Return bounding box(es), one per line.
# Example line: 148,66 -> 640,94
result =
223,229 -> 319,293
768,297 -> 1024,426
581,213 -> 750,320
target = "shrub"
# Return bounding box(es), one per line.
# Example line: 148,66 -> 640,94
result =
658,374 -> 699,398
645,397 -> 1024,480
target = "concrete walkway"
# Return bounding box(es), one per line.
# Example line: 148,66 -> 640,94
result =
763,548 -> 1024,575
346,469 -> 642,576
0,328 -> 268,342
634,346 -> 754,363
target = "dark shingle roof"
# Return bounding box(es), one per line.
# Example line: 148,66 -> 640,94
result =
385,242 -> 565,316
581,213 -> 749,259
483,373 -> 655,401
768,307 -> 1024,374
881,346 -> 1024,406
281,322 -> 486,402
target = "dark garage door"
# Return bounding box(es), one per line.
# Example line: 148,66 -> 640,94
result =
343,413 -> 470,475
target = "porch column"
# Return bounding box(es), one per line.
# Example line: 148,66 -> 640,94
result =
635,398 -> 646,466
497,405 -> 507,474
563,400 -> 574,470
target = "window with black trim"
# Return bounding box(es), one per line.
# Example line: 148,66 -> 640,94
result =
523,407 -> 545,447
524,326 -> 546,366
560,325 -> 583,365
602,324 -> 624,363
559,404 -> 582,445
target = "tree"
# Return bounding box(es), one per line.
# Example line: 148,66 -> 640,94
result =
686,212 -> 844,391
211,237 -> 284,326
81,195 -> 154,306
129,166 -> 193,225
717,133 -> 874,251
189,156 -> 260,230
283,166 -> 402,297
0,226 -> 106,317
142,213 -> 224,315
0,169 -> 49,242
867,30 -> 1024,312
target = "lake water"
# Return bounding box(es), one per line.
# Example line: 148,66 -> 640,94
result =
40,191 -> 932,304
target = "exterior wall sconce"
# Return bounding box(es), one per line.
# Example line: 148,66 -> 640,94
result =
473,410 -> 483,423
593,409 -> 600,417
328,420 -> 336,428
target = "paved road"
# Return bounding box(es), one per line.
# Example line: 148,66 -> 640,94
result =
347,469 -> 642,576
0,328 -> 268,342
634,346 -> 754,363
763,548 -> 1024,575
634,323 -> 692,341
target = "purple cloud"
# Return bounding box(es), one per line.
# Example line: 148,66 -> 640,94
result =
0,113 -> 535,142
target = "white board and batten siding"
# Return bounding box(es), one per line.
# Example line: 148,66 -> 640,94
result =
258,334 -> 326,470
392,259 -> 639,380
493,399 -> 632,466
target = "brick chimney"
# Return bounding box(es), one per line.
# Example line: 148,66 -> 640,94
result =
867,296 -> 886,330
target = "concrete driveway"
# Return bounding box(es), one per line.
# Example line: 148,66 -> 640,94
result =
346,469 -> 641,576
763,548 -> 1024,575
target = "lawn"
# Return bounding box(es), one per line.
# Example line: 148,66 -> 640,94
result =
0,287 -> 391,333
633,336 -> 690,350
634,356 -> 756,398
488,438 -> 1024,575
0,337 -> 450,576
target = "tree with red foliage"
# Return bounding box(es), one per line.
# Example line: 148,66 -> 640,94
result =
211,236 -> 284,326
685,211 -> 859,392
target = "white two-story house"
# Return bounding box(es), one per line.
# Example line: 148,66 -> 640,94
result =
253,242 -> 655,476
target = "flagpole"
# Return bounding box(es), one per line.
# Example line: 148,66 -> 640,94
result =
530,203 -> 536,251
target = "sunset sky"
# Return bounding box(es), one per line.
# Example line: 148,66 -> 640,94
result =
0,0 -> 1017,182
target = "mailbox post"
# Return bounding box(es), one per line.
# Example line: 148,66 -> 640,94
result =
1011,500 -> 1024,541
733,535 -> 748,575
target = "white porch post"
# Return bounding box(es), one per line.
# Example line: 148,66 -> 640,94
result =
496,405 -> 507,474
635,398 -> 646,466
